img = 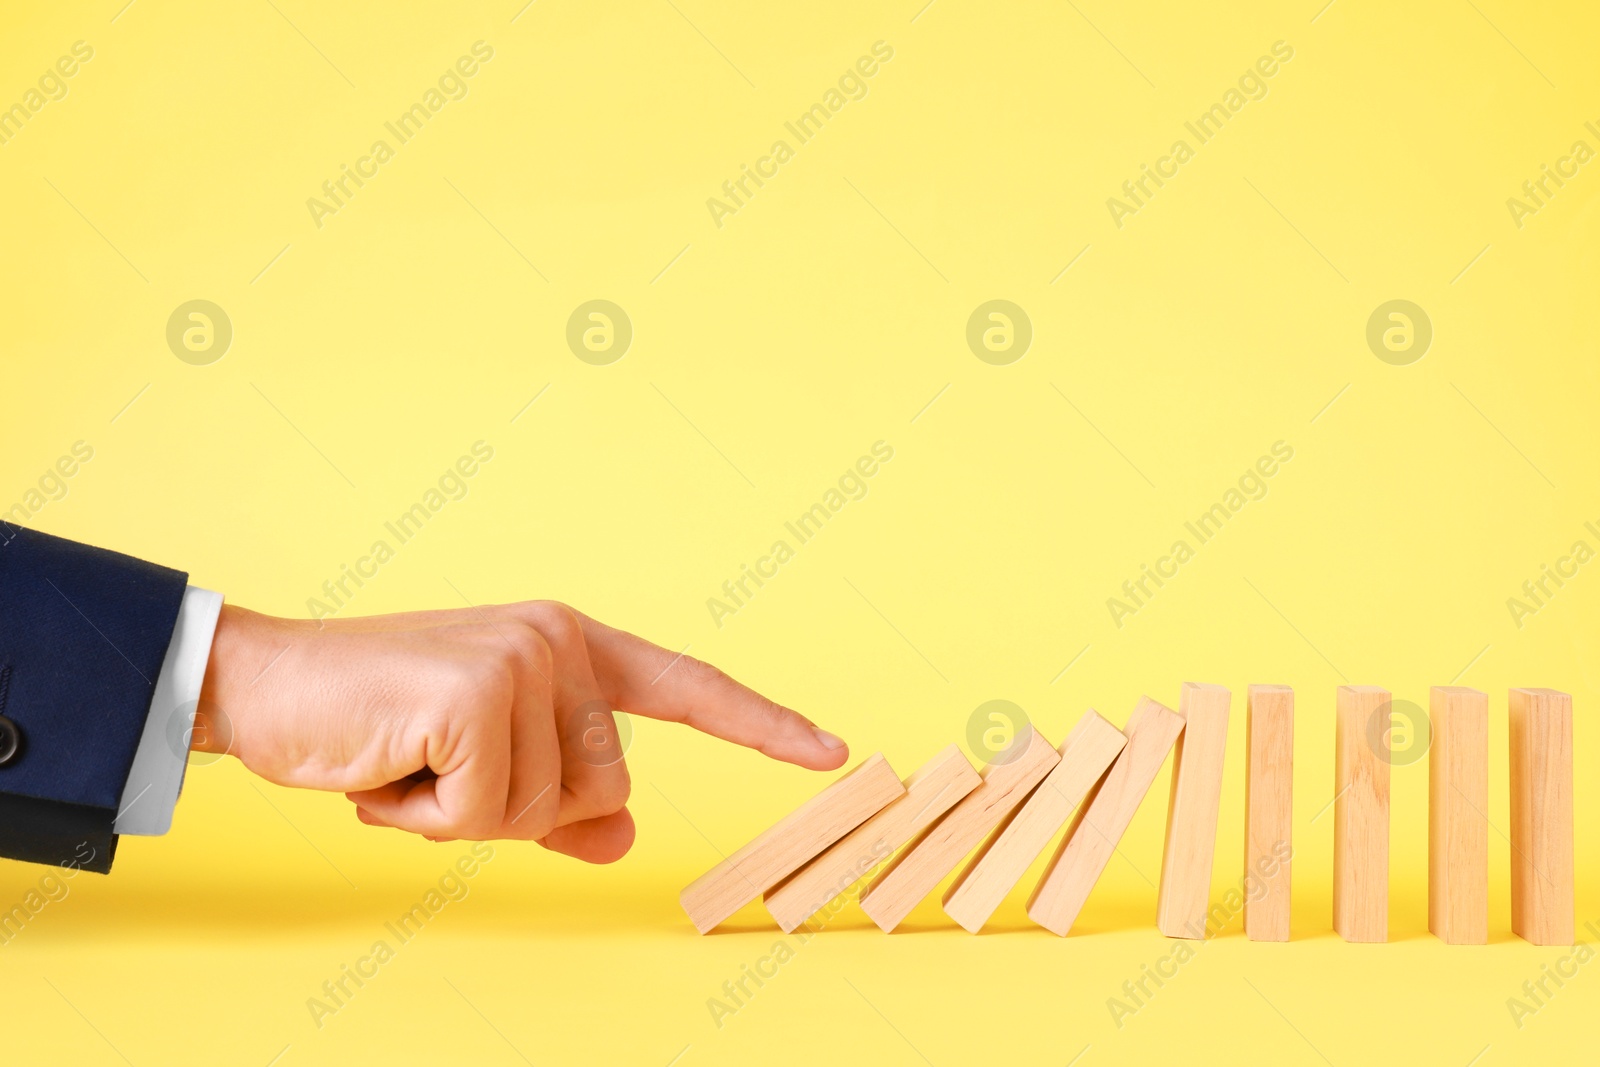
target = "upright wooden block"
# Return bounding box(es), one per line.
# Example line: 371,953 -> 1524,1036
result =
1334,685 -> 1390,943
1026,696 -> 1186,936
942,711 -> 1127,933
858,727 -> 1060,932
764,746 -> 980,933
680,754 -> 904,933
1243,684 -> 1294,942
1509,688 -> 1574,946
1429,686 -> 1487,945
1157,683 -> 1232,939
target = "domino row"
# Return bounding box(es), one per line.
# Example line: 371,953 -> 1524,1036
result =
679,685 -> 1574,944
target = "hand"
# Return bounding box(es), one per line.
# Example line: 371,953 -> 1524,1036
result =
192,601 -> 849,863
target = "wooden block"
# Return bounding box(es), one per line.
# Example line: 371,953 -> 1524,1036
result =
1334,685 -> 1390,943
859,727 -> 1060,932
764,745 -> 980,933
679,754 -> 904,933
1157,682 -> 1232,938
1243,684 -> 1294,942
1429,686 -> 1488,945
1509,688 -> 1574,945
1026,696 -> 1186,936
942,710 -> 1127,933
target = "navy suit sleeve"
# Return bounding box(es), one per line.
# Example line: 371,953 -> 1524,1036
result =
0,523 -> 188,873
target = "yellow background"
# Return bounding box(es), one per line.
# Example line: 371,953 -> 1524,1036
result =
2,0 -> 1597,1063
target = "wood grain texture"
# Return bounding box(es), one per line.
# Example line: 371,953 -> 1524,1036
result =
1509,688 -> 1574,946
858,727 -> 1060,932
942,710 -> 1127,933
1157,682 -> 1231,939
1026,696 -> 1185,937
679,754 -> 903,934
1429,686 -> 1487,945
764,745 -> 979,933
1243,684 -> 1293,942
1334,686 -> 1390,943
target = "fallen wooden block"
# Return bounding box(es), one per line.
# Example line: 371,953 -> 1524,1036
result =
858,727 -> 1060,932
680,754 -> 904,933
1509,688 -> 1574,946
1429,686 -> 1487,945
942,710 -> 1126,933
1334,685 -> 1390,943
1243,684 -> 1294,942
764,745 -> 980,933
1157,682 -> 1232,939
1026,696 -> 1186,936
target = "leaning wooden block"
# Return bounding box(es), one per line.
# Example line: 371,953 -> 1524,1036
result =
942,710 -> 1126,933
1334,685 -> 1390,943
1026,696 -> 1186,936
1243,684 -> 1294,942
1509,688 -> 1574,946
679,754 -> 904,933
1429,686 -> 1488,945
1157,682 -> 1232,939
764,745 -> 980,933
858,728 -> 1060,932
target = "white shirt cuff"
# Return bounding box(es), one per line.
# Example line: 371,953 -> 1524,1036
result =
114,585 -> 224,836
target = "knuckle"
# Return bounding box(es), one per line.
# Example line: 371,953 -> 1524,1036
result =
746,699 -> 797,747
681,655 -> 732,690
523,600 -> 584,649
497,620 -> 553,678
679,658 -> 796,730
756,694 -> 799,728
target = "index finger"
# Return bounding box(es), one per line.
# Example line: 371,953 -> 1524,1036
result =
575,613 -> 849,771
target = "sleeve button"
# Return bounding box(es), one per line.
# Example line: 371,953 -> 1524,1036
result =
0,716 -> 22,767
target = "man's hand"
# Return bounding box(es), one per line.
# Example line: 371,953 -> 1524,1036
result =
192,602 -> 849,863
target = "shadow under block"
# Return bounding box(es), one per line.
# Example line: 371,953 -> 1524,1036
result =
1026,696 -> 1186,936
764,745 -> 980,934
1509,688 -> 1574,946
942,710 -> 1127,933
1429,686 -> 1488,945
1334,686 -> 1390,943
1157,683 -> 1232,939
680,754 -> 904,934
1243,685 -> 1294,942
858,727 -> 1061,932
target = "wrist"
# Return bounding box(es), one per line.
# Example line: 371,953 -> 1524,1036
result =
193,605 -> 293,755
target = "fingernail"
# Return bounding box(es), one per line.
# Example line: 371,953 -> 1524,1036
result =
812,727 -> 847,750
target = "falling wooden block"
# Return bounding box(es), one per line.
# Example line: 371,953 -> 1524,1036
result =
1026,696 -> 1186,936
858,727 -> 1060,932
680,754 -> 904,933
1509,688 -> 1574,946
1157,682 -> 1232,939
1334,685 -> 1390,943
1429,686 -> 1488,945
1243,684 -> 1294,942
764,745 -> 980,933
942,710 -> 1127,933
